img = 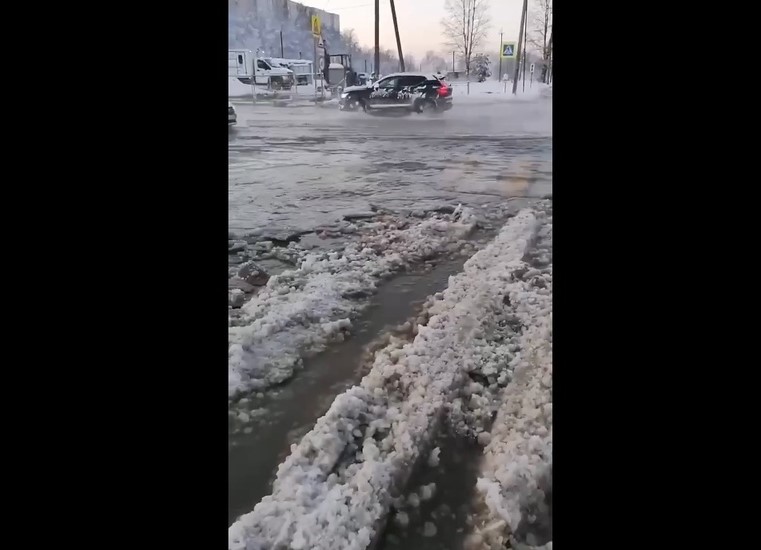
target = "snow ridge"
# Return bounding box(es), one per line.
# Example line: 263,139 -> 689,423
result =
474,205 -> 552,549
228,209 -> 476,399
229,208 -> 540,550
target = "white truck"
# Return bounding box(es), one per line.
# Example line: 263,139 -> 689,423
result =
264,58 -> 313,85
228,49 -> 294,90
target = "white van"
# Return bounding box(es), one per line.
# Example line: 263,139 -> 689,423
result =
228,50 -> 294,90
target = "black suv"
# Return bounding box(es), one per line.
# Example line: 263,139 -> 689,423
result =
339,73 -> 453,114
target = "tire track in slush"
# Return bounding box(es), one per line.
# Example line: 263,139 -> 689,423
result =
229,253 -> 484,525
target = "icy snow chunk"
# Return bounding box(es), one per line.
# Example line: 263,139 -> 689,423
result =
478,431 -> 492,446
419,482 -> 436,502
394,511 -> 410,528
422,521 -> 437,537
428,446 -> 441,467
407,491 -> 420,508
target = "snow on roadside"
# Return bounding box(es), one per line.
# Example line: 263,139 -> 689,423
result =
448,81 -> 550,105
228,208 -> 476,399
229,77 -> 323,100
473,206 -> 552,549
228,208 -> 542,550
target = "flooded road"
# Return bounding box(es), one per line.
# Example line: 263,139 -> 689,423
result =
229,96 -> 551,235
228,91 -> 552,547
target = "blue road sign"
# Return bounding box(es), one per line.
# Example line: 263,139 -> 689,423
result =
501,42 -> 516,59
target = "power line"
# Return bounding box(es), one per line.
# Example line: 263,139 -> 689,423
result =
325,2 -> 374,10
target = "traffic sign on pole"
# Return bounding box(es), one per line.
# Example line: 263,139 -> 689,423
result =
500,42 -> 517,58
530,63 -> 535,73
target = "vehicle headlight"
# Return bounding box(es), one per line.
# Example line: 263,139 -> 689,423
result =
341,92 -> 349,99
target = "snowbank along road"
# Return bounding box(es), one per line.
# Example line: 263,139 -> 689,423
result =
228,86 -> 552,549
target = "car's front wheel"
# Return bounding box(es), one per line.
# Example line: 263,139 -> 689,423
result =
342,96 -> 360,111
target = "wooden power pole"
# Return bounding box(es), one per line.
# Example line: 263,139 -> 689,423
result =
512,0 -> 528,94
390,0 -> 405,71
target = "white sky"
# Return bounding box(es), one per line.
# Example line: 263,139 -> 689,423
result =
304,0 -> 524,60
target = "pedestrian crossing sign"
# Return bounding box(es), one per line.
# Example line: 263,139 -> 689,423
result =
501,42 -> 516,58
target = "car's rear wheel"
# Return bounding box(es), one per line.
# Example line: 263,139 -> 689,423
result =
415,99 -> 436,114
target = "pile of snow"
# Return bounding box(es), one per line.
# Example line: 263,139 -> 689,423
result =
228,208 -> 476,398
228,208 -> 542,550
474,206 -> 552,549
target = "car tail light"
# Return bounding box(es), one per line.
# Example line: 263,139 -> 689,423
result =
438,84 -> 450,97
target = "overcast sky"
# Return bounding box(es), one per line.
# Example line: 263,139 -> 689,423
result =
304,0 -> 524,60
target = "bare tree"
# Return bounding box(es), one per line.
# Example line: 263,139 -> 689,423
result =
341,29 -> 360,57
527,0 -> 552,83
441,0 -> 491,76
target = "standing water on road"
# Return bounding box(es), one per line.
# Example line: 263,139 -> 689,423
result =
229,96 -> 551,235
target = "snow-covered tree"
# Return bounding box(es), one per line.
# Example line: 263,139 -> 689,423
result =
472,53 -> 491,82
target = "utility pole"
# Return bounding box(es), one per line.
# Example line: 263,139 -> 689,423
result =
521,4 -> 528,92
374,0 -> 380,77
280,29 -> 284,58
512,0 -> 528,94
546,29 -> 553,84
452,51 -> 455,73
390,0 -> 405,72
498,29 -> 503,81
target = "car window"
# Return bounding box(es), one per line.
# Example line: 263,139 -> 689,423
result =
399,76 -> 426,88
257,60 -> 270,70
378,77 -> 399,88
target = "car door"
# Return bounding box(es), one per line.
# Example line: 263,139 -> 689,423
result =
368,76 -> 399,108
255,59 -> 271,85
395,76 -> 427,107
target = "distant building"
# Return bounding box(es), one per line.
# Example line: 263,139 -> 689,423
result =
229,0 -> 342,60
228,0 -> 340,32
